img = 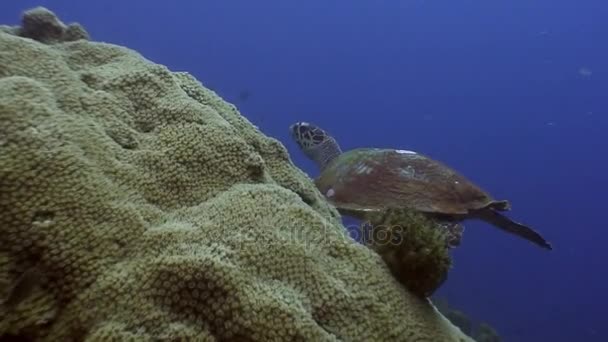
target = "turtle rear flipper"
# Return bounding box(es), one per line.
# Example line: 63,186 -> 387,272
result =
473,209 -> 552,250
487,200 -> 510,211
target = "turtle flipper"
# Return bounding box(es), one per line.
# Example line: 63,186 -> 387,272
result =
473,209 -> 552,250
487,200 -> 510,211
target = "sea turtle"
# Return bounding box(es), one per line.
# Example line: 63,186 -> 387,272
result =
289,122 -> 552,250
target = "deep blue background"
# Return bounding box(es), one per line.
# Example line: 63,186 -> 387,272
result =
2,1 -> 606,341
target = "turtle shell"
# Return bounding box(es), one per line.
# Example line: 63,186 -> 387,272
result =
315,148 -> 501,215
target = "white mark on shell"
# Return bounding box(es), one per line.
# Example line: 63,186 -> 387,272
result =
400,165 -> 416,177
395,149 -> 417,154
355,163 -> 374,175
326,188 -> 335,198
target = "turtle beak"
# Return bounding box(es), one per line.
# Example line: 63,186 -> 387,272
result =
289,123 -> 297,139
290,122 -> 310,134
289,122 -> 305,137
289,122 -> 309,147
289,123 -> 300,145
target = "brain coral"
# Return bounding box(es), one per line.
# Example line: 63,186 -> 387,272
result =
0,7 -> 472,342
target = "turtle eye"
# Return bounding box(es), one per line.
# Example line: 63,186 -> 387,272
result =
290,123 -> 308,137
297,123 -> 314,136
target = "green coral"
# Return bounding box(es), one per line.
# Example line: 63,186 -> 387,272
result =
361,209 -> 452,298
0,7 -> 472,341
444,310 -> 473,336
473,323 -> 501,342
434,298 -> 502,342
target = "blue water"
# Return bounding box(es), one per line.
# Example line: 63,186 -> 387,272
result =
2,1 -> 606,341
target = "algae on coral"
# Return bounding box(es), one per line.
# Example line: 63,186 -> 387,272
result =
0,7 -> 473,341
361,209 -> 453,298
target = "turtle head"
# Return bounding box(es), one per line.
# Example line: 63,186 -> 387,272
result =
289,122 -> 342,171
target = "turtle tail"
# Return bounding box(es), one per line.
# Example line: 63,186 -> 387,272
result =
474,209 -> 553,250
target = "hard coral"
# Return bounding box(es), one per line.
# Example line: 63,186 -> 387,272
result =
3,6 -> 89,44
361,210 -> 452,298
473,323 -> 501,342
0,7 -> 472,342
434,298 -> 502,342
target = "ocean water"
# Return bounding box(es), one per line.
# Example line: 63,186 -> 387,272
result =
1,1 -> 606,341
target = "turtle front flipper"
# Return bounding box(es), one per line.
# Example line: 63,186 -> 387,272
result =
473,209 -> 553,250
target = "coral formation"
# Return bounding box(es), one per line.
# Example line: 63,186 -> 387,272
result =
473,323 -> 501,342
361,210 -> 452,298
0,7 -> 473,341
443,310 -> 473,336
434,298 -> 502,342
0,6 -> 89,43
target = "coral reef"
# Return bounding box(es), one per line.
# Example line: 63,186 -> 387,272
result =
361,210 -> 452,298
444,310 -> 473,337
434,298 -> 502,342
0,7 -> 473,341
473,324 -> 501,342
0,7 -> 89,43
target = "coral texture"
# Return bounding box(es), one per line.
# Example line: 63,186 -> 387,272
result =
362,210 -> 452,298
435,298 -> 502,341
0,7 -> 472,341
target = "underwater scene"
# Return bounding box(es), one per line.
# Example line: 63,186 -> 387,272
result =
0,1 -> 606,341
